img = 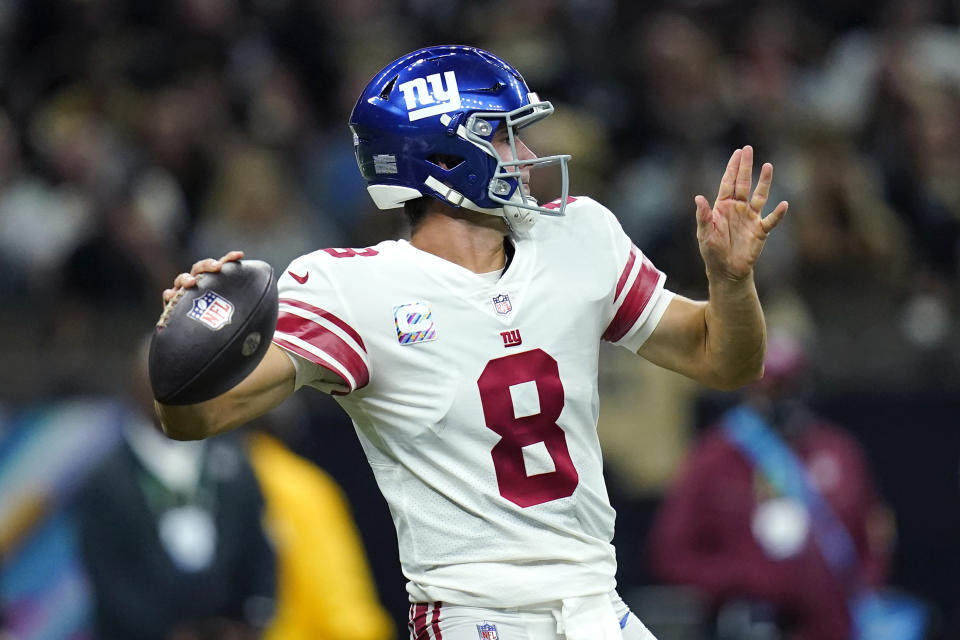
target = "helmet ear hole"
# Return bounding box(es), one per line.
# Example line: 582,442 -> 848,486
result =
427,154 -> 465,171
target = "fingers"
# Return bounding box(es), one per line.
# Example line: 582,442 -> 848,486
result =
218,250 -> 244,263
188,249 -> 244,276
160,250 -> 244,307
761,201 -> 789,233
161,272 -> 193,305
190,257 -> 227,276
189,250 -> 244,275
694,194 -> 712,224
734,145 -> 753,201
750,162 -> 773,212
716,146 -> 755,202
716,148 -> 742,201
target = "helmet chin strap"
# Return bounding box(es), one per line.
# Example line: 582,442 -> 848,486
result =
500,196 -> 538,232
422,175 -> 538,232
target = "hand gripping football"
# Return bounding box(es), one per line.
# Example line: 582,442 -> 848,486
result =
149,259 -> 278,405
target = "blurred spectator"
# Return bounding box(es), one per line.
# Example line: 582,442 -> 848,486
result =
1,0 -> 957,396
0,400 -> 124,640
0,99 -> 100,305
53,168 -> 186,357
190,143 -> 335,268
246,399 -> 396,640
2,328 -> 396,639
789,132 -> 909,285
598,345 -> 699,498
646,330 -> 929,639
802,0 -> 960,284
73,344 -> 275,640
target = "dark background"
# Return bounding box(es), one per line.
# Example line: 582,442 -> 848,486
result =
0,0 -> 958,636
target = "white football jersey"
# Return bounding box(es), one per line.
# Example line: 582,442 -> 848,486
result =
272,196 -> 675,607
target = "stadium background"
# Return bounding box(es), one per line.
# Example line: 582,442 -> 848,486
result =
0,0 -> 957,637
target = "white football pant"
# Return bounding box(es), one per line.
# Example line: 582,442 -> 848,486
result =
408,591 -> 658,640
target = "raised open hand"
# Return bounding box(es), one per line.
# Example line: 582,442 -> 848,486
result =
696,146 -> 788,282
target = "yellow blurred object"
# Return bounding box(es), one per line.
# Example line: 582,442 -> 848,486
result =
597,345 -> 698,495
0,492 -> 48,555
248,432 -> 395,640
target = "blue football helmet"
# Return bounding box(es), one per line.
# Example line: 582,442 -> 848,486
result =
349,45 -> 571,232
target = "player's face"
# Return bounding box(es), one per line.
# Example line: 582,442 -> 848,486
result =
492,125 -> 536,189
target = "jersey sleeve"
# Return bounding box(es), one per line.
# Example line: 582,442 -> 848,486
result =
271,254 -> 371,395
593,200 -> 675,352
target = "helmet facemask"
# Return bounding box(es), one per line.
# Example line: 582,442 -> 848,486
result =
460,94 -> 571,232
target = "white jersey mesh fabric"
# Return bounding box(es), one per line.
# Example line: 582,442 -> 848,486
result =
273,196 -> 674,606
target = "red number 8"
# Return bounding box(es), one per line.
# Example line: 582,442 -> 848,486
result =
477,349 -> 579,508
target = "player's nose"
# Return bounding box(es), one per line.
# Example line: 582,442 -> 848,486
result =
515,137 -> 537,163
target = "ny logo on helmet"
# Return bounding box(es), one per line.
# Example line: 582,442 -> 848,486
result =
398,71 -> 461,121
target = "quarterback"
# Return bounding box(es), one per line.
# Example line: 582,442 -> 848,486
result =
156,46 -> 788,639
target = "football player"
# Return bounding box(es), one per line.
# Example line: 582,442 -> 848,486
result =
156,45 -> 788,640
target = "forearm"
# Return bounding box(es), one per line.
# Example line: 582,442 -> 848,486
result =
156,389 -> 288,441
155,397 -> 235,441
701,270 -> 766,389
155,344 -> 297,440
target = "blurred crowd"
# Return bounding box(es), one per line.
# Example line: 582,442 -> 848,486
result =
0,0 -> 958,401
1,0 -> 959,637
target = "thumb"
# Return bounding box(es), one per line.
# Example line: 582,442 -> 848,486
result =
695,195 -> 711,224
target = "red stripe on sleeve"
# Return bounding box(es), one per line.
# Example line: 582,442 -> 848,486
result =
602,256 -> 660,343
614,246 -> 638,300
275,313 -> 370,389
430,602 -> 443,639
272,336 -> 352,388
278,297 -> 366,351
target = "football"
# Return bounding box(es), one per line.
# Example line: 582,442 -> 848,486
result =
149,259 -> 278,405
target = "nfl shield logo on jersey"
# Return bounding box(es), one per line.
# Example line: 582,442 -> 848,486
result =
187,291 -> 234,330
492,293 -> 512,315
476,622 -> 499,640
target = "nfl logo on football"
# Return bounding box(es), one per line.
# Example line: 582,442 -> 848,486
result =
492,293 -> 512,315
476,622 -> 499,640
187,291 -> 234,330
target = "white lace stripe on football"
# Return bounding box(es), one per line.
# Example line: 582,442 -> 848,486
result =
273,333 -> 359,391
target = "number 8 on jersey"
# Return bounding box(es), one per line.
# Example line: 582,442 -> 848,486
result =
477,349 -> 578,508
